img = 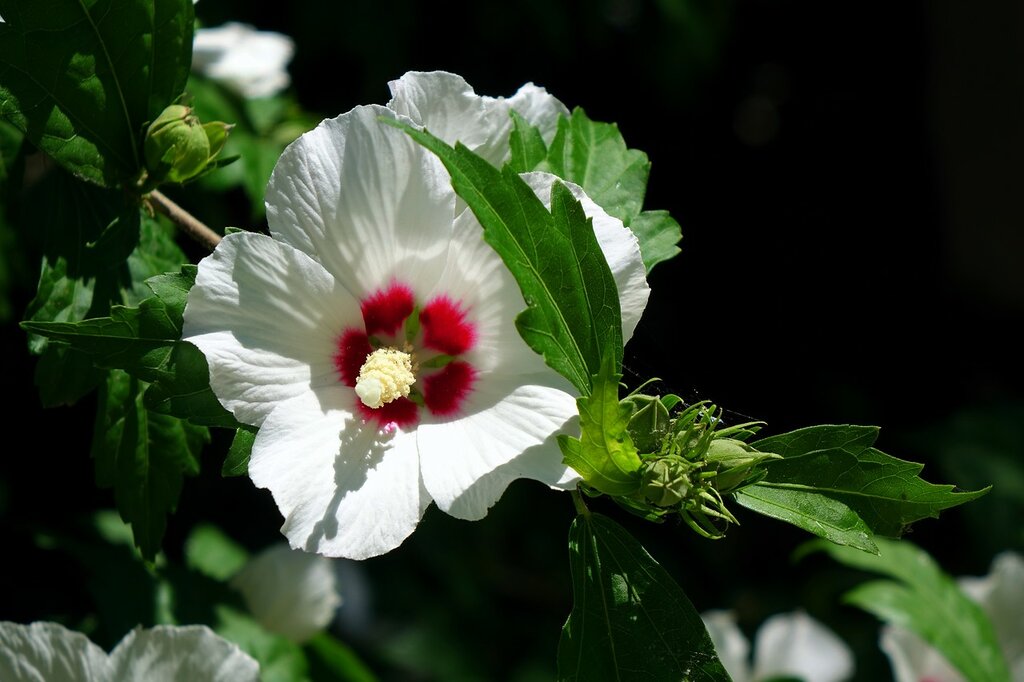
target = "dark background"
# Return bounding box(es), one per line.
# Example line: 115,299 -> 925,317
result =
2,1 -> 1022,680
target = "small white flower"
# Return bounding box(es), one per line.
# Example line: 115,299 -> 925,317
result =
231,543 -> 342,643
192,22 -> 294,99
0,622 -> 259,681
183,73 -> 649,559
702,610 -> 855,682
881,551 -> 1024,682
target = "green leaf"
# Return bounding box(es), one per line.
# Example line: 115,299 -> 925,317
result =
23,167 -> 141,278
0,118 -> 24,186
144,341 -> 238,427
746,425 -> 989,538
307,632 -> 379,682
808,538 -> 1011,682
25,257 -> 98,354
558,513 -> 730,682
547,109 -> 650,225
184,523 -> 250,582
25,212 -> 186,407
24,266 -> 234,427
0,0 -> 195,186
214,605 -> 310,682
127,213 -> 189,296
223,426 -> 257,477
559,353 -> 642,495
91,369 -> 207,560
507,110 -> 549,173
628,211 -> 682,275
751,424 -> 881,459
544,108 -> 681,272
22,295 -> 180,380
24,257 -> 110,405
734,486 -> 878,554
396,122 -> 623,394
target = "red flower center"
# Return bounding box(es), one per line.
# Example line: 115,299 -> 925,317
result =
334,281 -> 478,428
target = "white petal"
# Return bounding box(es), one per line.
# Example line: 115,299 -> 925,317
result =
183,232 -> 357,427
959,552 -> 1024,671
248,388 -> 430,559
520,172 -> 650,341
418,374 -> 579,520
109,625 -> 260,682
0,621 -> 110,681
192,23 -> 294,98
265,105 -> 454,302
387,71 -> 568,166
231,544 -> 341,643
880,624 -> 964,682
387,71 -> 515,167
506,82 -> 570,144
700,610 -> 752,682
751,611 -> 854,682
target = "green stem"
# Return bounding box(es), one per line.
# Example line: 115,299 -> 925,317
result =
571,489 -> 590,517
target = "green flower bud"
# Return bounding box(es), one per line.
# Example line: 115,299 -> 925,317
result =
706,438 -> 780,492
640,457 -> 693,508
623,393 -> 671,454
144,104 -> 231,184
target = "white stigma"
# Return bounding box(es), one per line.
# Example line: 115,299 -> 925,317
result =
354,348 -> 415,409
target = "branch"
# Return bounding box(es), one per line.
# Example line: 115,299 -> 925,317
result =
148,189 -> 221,250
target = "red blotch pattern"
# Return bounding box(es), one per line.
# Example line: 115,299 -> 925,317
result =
423,361 -> 477,416
334,329 -> 372,387
361,283 -> 415,336
357,396 -> 420,429
420,296 -> 476,356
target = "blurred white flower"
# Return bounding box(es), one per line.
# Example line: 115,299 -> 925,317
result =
702,610 -> 854,682
231,543 -> 342,643
192,22 -> 294,98
881,551 -> 1024,682
0,622 -> 259,681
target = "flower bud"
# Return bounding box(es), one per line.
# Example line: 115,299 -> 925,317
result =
640,457 -> 694,507
144,104 -> 231,184
706,438 -> 780,492
624,393 -> 671,454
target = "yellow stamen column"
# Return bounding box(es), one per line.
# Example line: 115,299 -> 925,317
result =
354,348 -> 416,409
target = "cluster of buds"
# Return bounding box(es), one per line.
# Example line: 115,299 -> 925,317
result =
618,397 -> 780,538
142,104 -> 233,187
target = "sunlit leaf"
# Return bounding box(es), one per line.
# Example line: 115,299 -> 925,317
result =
735,485 -> 878,554
544,108 -> 681,272
222,426 -> 257,477
559,352 -> 642,495
742,425 -> 989,539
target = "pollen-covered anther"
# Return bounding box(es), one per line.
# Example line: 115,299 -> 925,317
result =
354,348 -> 416,409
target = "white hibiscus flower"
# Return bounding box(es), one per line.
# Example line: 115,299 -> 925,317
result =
192,22 -> 294,99
881,551 -> 1024,682
702,610 -> 854,682
231,543 -> 342,643
183,74 -> 650,559
0,622 -> 259,681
